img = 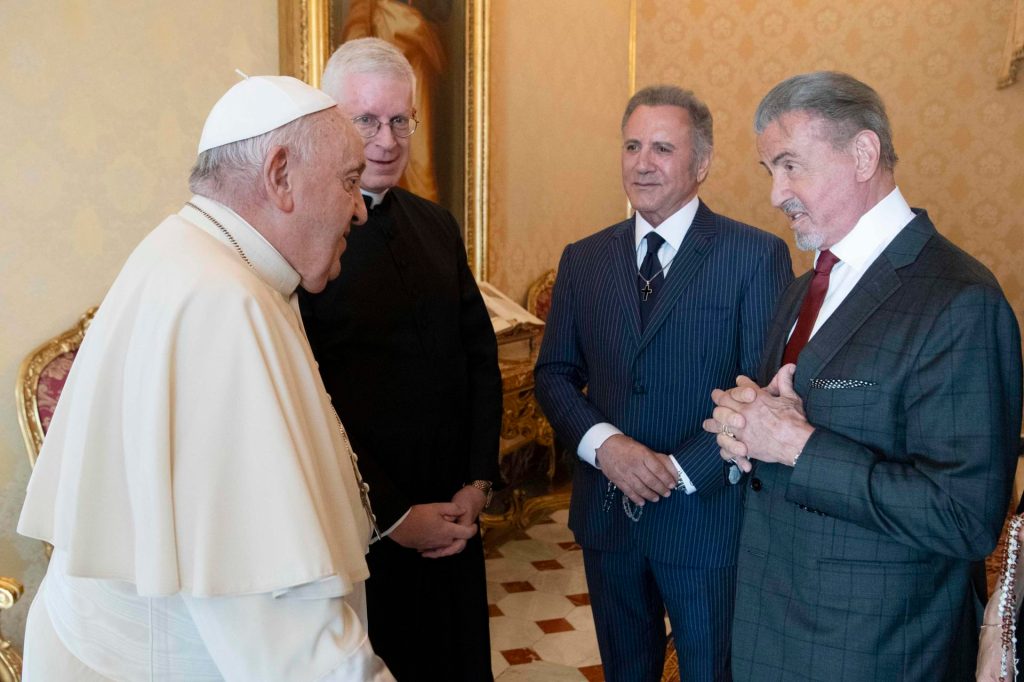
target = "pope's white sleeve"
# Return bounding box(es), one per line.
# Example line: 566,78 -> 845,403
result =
181,579 -> 394,682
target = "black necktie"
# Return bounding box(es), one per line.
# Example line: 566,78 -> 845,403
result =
639,231 -> 666,329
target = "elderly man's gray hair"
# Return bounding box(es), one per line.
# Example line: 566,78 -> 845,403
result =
321,37 -> 416,101
754,71 -> 898,171
622,85 -> 713,174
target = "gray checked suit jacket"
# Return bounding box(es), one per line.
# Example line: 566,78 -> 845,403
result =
732,210 -> 1023,681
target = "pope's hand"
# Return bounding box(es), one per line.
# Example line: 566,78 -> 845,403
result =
596,434 -> 678,506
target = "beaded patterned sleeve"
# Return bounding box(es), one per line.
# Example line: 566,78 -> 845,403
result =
993,514 -> 1024,681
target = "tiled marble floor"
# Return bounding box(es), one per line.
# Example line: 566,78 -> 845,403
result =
486,508 -> 605,681
485,503 -> 1014,681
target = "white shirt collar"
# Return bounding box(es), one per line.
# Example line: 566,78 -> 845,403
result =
634,195 -> 700,253
181,195 -> 301,297
825,187 -> 915,271
361,189 -> 388,209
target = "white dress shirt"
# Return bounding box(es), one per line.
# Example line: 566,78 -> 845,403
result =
577,196 -> 701,493
362,189 -> 387,209
792,187 -> 916,341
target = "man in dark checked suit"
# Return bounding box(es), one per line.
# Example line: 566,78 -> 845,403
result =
707,71 -> 1023,681
535,85 -> 793,681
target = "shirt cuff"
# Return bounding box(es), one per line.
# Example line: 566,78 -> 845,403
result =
668,455 -> 696,494
577,423 -> 623,467
378,509 -> 412,541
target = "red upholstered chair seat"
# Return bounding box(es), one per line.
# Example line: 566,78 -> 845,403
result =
526,269 -> 556,322
35,352 -> 76,435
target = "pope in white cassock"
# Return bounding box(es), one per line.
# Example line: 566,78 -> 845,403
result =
17,74 -> 396,681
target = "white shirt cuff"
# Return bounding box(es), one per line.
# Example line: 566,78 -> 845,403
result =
578,423 -> 623,467
378,509 -> 412,541
579,426 -> 695,493
668,455 -> 696,494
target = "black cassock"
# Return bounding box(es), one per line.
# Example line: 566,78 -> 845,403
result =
299,186 -> 502,681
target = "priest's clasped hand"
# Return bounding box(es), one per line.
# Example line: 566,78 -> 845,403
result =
388,503 -> 476,559
449,484 -> 488,528
595,434 -> 678,506
702,364 -> 815,470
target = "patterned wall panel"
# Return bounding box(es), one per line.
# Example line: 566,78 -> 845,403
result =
636,0 -> 1024,308
487,0 -> 632,301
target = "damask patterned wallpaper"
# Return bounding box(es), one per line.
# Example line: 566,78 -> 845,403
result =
634,0 -> 1024,314
486,1 -> 632,301
0,0 -> 278,649
489,0 -> 1024,327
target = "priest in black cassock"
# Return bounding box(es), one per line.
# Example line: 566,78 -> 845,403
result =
299,38 -> 502,682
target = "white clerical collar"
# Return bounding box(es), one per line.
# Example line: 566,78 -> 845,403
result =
634,194 -> 699,252
181,195 -> 301,297
826,187 -> 915,271
361,189 -> 388,209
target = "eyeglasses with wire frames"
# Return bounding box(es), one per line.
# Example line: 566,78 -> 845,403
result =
351,114 -> 419,139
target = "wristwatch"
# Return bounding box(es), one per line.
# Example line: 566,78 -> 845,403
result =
468,480 -> 493,508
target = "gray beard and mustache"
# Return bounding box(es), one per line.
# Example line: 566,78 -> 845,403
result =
781,198 -> 825,251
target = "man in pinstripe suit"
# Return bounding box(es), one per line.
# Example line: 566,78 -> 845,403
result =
708,72 -> 1023,681
535,85 -> 793,681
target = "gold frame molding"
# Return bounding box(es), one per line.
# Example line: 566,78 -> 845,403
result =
997,0 -> 1024,88
625,0 -> 638,219
464,0 -> 489,280
278,0 -> 331,88
628,0 -> 637,95
16,307 -> 97,467
277,0 -> 491,280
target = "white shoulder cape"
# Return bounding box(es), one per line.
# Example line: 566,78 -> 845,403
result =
19,215 -> 370,598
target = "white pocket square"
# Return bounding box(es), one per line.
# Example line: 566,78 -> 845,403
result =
809,378 -> 877,389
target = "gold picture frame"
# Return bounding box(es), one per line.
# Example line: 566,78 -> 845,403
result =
278,0 -> 490,280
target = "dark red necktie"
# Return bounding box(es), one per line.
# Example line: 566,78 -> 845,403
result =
781,249 -> 840,366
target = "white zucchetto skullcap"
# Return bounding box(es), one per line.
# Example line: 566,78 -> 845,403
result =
197,72 -> 337,154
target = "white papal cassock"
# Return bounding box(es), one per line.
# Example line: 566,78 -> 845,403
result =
19,195 -> 393,681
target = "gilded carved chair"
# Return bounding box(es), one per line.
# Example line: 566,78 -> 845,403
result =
660,636 -> 680,681
0,578 -> 24,682
4,307 -> 97,682
525,270 -> 557,480
480,273 -> 557,538
525,269 -> 556,323
16,307 -> 97,467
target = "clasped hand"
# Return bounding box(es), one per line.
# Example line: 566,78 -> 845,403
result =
701,364 -> 814,471
388,484 -> 488,559
596,434 -> 678,506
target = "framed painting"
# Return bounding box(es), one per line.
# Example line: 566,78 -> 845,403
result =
278,0 -> 490,279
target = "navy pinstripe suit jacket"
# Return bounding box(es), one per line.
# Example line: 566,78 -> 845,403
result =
732,211 -> 1023,681
535,201 -> 793,566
